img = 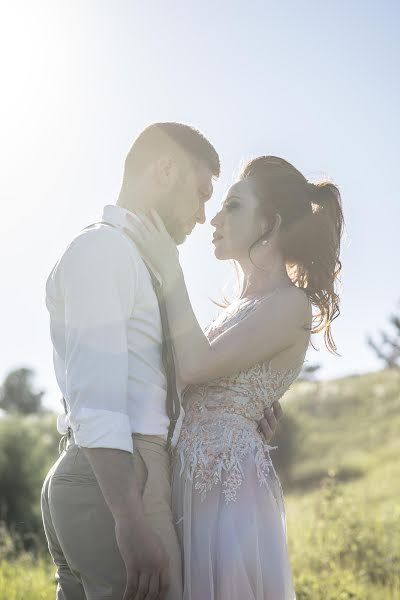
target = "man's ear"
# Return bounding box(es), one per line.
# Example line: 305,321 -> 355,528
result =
154,157 -> 178,189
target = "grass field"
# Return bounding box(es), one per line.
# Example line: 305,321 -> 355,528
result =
1,369 -> 399,599
284,369 -> 400,599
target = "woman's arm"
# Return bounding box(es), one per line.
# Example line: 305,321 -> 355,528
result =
126,210 -> 310,385
163,273 -> 309,384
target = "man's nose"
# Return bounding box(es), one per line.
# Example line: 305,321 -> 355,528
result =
196,203 -> 206,224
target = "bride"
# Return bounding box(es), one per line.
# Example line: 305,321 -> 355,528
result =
128,155 -> 344,599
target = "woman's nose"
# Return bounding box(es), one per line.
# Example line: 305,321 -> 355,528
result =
211,210 -> 222,227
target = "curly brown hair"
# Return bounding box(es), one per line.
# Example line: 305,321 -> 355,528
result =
240,156 -> 344,354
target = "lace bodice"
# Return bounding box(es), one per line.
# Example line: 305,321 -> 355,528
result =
175,293 -> 306,503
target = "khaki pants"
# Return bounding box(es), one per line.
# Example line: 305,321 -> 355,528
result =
41,434 -> 183,600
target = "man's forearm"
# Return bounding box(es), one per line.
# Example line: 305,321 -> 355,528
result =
82,447 -> 145,522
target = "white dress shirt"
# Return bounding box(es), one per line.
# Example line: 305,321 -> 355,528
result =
45,204 -> 183,453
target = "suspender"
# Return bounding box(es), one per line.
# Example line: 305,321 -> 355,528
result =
143,264 -> 181,453
60,221 -> 180,454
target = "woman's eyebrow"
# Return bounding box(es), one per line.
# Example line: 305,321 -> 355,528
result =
223,195 -> 241,205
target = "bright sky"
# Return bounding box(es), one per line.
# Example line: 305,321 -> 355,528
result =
1,0 -> 399,410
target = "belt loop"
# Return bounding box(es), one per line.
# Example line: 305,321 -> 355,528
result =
58,426 -> 72,455
58,432 -> 67,455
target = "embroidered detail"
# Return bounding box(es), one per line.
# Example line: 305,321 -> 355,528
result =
175,299 -> 306,503
177,412 -> 277,503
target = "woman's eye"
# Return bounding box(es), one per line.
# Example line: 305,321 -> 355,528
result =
225,202 -> 239,211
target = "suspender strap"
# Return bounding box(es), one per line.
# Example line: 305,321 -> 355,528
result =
145,267 -> 181,452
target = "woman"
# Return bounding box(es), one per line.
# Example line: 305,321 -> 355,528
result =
128,156 -> 344,599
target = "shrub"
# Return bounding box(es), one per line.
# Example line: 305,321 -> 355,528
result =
0,414 -> 59,545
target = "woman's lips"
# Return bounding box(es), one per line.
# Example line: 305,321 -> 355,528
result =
212,233 -> 224,244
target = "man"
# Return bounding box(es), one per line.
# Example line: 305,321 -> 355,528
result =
41,122 -> 282,600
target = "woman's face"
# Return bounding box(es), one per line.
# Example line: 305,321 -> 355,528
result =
211,179 -> 269,260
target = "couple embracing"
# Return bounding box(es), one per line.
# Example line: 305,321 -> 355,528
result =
41,122 -> 344,600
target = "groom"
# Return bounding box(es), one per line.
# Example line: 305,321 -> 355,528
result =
41,122 -> 283,600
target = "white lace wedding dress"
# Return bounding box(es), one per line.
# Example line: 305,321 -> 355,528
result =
172,295 -> 305,599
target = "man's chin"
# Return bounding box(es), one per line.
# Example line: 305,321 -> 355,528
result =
172,231 -> 188,245
163,220 -> 186,245
168,223 -> 193,245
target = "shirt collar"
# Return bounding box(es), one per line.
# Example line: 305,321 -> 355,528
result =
101,204 -> 163,285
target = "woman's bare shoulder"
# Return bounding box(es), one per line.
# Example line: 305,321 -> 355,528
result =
256,284 -> 311,324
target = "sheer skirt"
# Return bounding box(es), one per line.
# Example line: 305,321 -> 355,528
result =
172,450 -> 296,600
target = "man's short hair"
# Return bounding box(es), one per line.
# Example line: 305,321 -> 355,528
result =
125,122 -> 220,179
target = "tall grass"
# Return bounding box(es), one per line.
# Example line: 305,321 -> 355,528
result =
0,556 -> 54,600
284,368 -> 400,599
0,523 -> 54,599
288,474 -> 400,599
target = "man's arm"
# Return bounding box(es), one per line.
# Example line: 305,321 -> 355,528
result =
63,229 -> 169,600
83,448 -> 169,600
258,401 -> 283,442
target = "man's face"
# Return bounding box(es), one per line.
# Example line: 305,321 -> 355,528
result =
162,159 -> 214,244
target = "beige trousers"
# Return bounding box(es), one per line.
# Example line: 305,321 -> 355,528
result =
41,434 -> 183,600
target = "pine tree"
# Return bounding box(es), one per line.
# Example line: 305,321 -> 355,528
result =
367,302 -> 400,369
0,368 -> 44,414
299,363 -> 321,381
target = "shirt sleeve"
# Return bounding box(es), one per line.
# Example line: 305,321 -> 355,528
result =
62,228 -> 137,453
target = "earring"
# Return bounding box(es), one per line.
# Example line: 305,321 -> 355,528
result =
261,239 -> 269,246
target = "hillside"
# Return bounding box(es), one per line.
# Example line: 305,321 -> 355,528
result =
280,369 -> 400,599
279,368 -> 400,491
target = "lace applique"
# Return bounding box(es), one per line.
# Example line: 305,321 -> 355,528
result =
177,412 -> 277,503
175,297 -> 306,503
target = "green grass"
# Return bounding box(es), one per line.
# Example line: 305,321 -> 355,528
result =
0,555 -> 54,600
283,369 -> 400,599
1,369 -> 399,599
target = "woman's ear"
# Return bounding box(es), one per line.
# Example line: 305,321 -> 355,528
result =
269,213 -> 282,237
261,213 -> 281,239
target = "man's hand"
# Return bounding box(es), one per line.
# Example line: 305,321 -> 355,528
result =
116,519 -> 169,600
82,447 -> 170,600
257,400 -> 283,443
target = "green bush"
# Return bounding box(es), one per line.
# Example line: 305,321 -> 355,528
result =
269,413 -> 300,485
0,413 -> 60,545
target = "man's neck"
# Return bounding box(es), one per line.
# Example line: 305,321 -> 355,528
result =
117,194 -> 141,213
117,181 -> 151,213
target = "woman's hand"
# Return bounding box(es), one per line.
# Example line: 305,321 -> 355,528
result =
125,209 -> 182,290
